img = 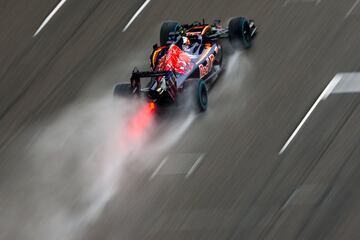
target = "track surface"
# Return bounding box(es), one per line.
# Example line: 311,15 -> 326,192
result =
1,0 -> 360,239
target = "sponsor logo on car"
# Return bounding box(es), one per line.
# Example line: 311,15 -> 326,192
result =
199,54 -> 215,78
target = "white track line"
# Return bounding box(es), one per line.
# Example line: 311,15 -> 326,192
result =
149,156 -> 168,181
281,188 -> 298,210
279,75 -> 342,155
333,73 -> 360,93
345,0 -> 360,18
122,0 -> 151,32
33,0 -> 68,37
185,154 -> 205,178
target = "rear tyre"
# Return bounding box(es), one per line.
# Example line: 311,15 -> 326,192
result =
160,21 -> 181,45
113,83 -> 132,97
229,17 -> 252,49
180,79 -> 208,112
196,80 -> 208,112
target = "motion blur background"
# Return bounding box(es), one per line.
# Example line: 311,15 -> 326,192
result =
1,0 -> 360,239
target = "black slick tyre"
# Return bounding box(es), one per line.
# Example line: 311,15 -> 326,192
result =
160,21 -> 181,46
193,79 -> 208,112
229,17 -> 252,49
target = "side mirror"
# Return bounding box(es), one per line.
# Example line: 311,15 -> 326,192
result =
153,44 -> 158,50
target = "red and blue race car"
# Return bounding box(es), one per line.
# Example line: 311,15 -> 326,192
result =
114,17 -> 256,112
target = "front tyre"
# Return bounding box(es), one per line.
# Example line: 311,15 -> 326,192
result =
229,17 -> 252,49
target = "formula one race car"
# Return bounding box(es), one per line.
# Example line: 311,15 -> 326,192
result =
114,17 -> 256,112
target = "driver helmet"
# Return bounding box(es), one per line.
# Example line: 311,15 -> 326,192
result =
182,36 -> 190,46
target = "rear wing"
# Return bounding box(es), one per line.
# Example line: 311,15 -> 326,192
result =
131,69 -> 174,79
130,68 -> 176,94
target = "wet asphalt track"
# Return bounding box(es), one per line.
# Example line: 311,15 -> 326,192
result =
2,0 -> 360,239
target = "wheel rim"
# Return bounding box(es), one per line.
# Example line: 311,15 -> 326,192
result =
174,24 -> 181,32
243,23 -> 251,42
